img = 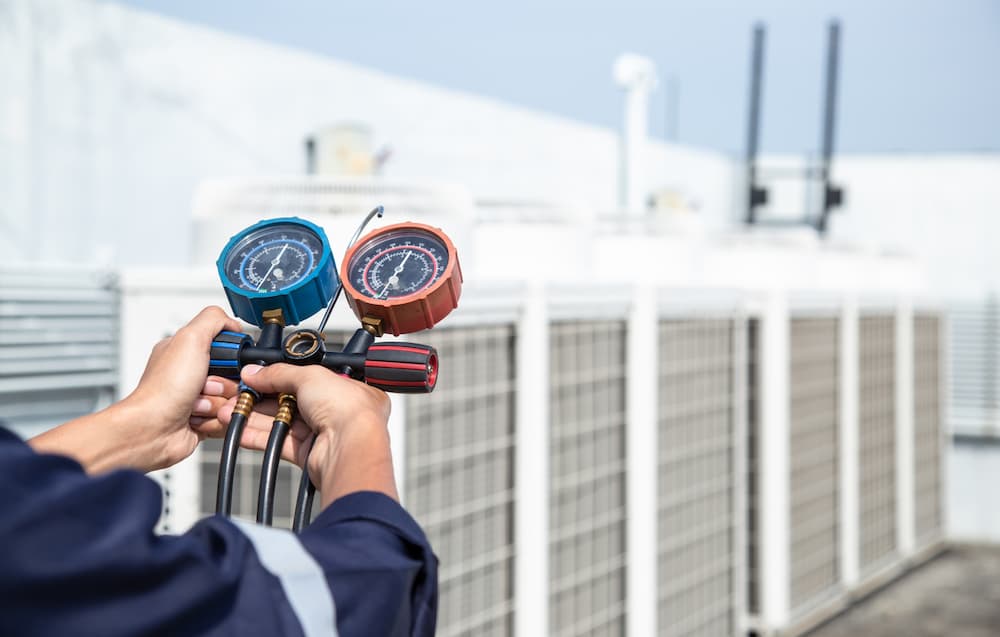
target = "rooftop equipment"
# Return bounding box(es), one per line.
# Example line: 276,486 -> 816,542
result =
745,20 -> 845,235
614,53 -> 659,216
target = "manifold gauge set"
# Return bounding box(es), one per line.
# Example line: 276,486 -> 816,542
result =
209,208 -> 462,529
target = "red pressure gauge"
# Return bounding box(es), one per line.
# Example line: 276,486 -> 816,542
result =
341,222 -> 463,336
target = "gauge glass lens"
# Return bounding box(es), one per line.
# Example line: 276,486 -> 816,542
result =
349,228 -> 450,300
223,222 -> 325,293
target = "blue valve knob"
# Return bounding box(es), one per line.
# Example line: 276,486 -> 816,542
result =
209,331 -> 252,379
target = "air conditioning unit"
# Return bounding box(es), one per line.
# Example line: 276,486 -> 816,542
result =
190,175 -> 475,266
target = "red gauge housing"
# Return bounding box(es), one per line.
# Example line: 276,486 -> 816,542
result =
341,222 -> 463,336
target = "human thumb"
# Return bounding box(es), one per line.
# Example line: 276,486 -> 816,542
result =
239,363 -> 304,396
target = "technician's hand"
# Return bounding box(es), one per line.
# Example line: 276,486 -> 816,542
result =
29,306 -> 242,474
188,375 -> 240,437
216,363 -> 398,506
124,306 -> 243,470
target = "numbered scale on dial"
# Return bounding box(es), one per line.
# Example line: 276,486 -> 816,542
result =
216,217 -> 337,327
342,223 -> 462,336
222,223 -> 324,293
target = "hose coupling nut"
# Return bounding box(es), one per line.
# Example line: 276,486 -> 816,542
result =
234,391 -> 257,418
275,393 -> 297,425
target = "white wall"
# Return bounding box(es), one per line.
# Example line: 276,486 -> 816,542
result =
6,0 -> 995,294
840,155 -> 1000,297
0,0 -> 739,268
949,439 -> 1000,542
755,154 -> 1000,297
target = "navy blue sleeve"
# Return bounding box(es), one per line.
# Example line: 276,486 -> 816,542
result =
0,428 -> 438,637
299,492 -> 439,637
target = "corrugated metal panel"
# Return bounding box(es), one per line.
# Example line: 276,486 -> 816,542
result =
0,267 -> 118,437
656,319 -> 737,636
859,315 -> 897,574
788,317 -> 840,614
406,325 -> 516,637
914,314 -> 943,545
550,321 -> 628,637
949,301 -> 1000,435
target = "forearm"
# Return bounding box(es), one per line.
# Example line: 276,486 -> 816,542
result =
27,400 -> 156,474
316,423 -> 399,509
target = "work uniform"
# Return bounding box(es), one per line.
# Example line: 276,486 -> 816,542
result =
0,427 -> 438,636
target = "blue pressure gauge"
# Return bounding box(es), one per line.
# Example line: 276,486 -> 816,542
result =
216,217 -> 336,327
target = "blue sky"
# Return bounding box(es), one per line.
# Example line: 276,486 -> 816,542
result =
113,0 -> 999,155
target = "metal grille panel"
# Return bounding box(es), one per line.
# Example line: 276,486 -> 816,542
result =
656,319 -> 737,637
407,326 -> 516,637
859,315 -> 897,573
198,440 -> 306,528
550,321 -> 628,637
0,268 -> 118,437
746,319 -> 761,616
913,314 -> 943,544
948,301 -> 999,435
788,317 -> 840,612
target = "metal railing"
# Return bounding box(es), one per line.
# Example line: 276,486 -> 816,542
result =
11,275 -> 948,637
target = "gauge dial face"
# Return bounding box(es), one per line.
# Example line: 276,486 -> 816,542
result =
222,222 -> 325,293
348,228 -> 450,300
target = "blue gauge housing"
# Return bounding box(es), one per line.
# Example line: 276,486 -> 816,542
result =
216,217 -> 337,327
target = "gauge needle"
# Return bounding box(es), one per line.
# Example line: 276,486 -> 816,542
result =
378,250 -> 412,299
257,243 -> 289,291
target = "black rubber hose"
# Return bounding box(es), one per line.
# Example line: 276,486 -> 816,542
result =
257,419 -> 291,525
293,328 -> 373,531
216,411 -> 249,515
292,435 -> 317,532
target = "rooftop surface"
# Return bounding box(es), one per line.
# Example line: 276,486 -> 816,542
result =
807,545 -> 1000,637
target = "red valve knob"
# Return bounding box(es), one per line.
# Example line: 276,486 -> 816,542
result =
364,343 -> 438,393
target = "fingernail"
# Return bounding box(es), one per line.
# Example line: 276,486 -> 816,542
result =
203,380 -> 225,396
192,398 -> 212,414
243,364 -> 263,376
189,416 -> 206,426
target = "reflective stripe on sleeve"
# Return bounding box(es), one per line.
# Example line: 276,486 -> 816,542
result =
232,519 -> 338,637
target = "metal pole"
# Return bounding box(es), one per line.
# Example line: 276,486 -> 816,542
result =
746,24 -> 767,225
816,20 -> 843,235
515,283 -> 550,637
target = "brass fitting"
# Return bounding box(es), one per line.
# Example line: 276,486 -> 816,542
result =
362,316 -> 384,337
275,393 -> 297,426
234,390 -> 257,418
262,308 -> 286,327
